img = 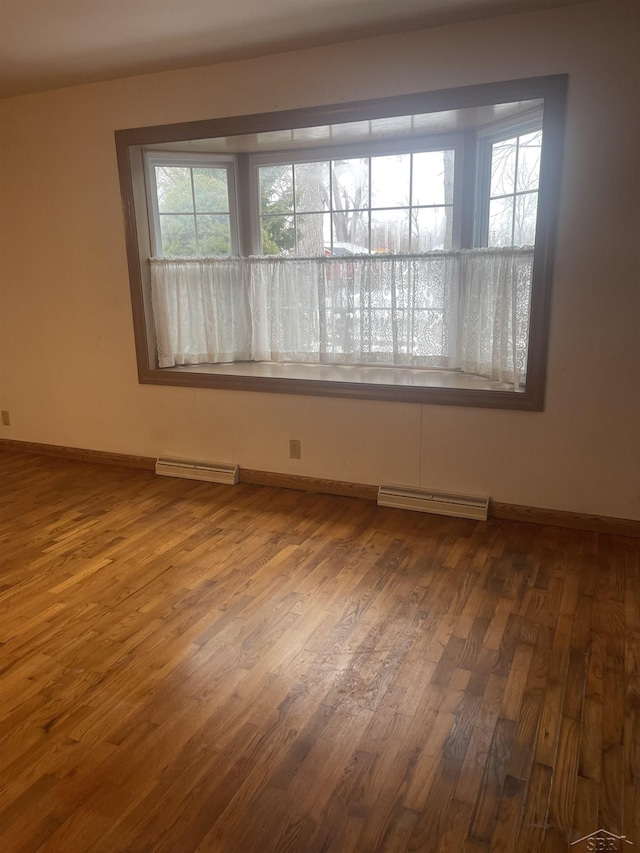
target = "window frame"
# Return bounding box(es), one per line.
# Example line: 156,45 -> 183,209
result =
144,151 -> 240,257
474,114 -> 544,248
115,75 -> 567,410
245,133 -> 464,256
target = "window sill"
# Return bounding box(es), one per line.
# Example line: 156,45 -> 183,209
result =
139,361 -> 538,410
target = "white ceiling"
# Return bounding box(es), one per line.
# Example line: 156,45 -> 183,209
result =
0,0 -> 591,99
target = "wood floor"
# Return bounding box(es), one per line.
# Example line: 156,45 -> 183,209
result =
0,450 -> 638,853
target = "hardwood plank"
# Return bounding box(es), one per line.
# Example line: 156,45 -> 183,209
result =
515,761 -> 553,853
468,717 -> 517,843
0,449 -> 638,852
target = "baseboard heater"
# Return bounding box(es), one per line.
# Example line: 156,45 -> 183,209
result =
155,457 -> 239,485
377,485 -> 489,521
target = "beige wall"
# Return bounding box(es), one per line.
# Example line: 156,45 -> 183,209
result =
1,0 -> 638,519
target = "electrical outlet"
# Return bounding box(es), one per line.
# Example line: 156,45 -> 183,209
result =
1,410 -> 9,426
289,439 -> 301,459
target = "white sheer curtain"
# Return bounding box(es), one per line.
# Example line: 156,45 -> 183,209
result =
151,259 -> 251,367
458,250 -> 533,386
150,248 -> 533,387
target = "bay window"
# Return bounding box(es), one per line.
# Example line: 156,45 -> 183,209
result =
116,75 -> 566,409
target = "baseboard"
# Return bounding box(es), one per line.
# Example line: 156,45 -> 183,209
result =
0,438 -> 155,471
1,438 -> 638,538
240,468 -> 378,501
489,502 -> 640,538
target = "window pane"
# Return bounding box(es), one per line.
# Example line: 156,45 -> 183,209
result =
490,138 -> 517,197
296,213 -> 330,256
332,210 -> 369,253
259,165 -> 294,215
295,161 -> 330,213
412,150 -> 454,206
332,159 -> 368,211
513,192 -> 538,246
516,131 -> 542,193
193,168 -> 230,213
159,214 -> 197,256
261,215 -> 295,255
155,167 -> 193,213
197,214 -> 231,255
488,197 -> 514,246
371,208 -> 410,254
371,153 -> 410,208
413,206 -> 453,252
